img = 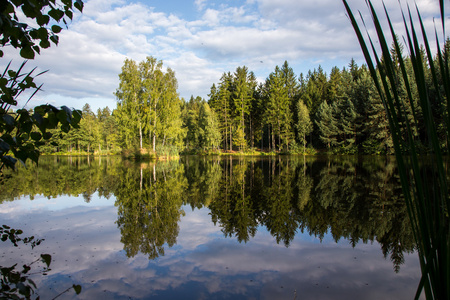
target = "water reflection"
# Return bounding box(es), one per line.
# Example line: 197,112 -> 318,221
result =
1,155 -> 415,274
115,161 -> 187,259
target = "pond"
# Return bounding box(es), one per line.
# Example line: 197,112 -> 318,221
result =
0,155 -> 421,299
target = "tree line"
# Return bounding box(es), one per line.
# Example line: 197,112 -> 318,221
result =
37,42 -> 449,155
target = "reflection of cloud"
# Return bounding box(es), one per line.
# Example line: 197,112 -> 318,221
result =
0,194 -> 422,299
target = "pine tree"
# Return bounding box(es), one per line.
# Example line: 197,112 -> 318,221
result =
209,73 -> 233,151
263,66 -> 292,151
315,101 -> 339,149
232,66 -> 252,150
338,98 -> 359,152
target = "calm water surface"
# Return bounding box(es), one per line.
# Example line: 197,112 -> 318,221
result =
0,155 -> 421,299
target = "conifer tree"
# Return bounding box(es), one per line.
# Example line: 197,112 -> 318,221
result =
233,66 -> 252,150
209,73 -> 233,150
315,101 -> 339,149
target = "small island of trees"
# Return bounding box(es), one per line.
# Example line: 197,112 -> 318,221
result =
37,42 -> 449,157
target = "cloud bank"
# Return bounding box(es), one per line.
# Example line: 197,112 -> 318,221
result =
0,0 -> 444,111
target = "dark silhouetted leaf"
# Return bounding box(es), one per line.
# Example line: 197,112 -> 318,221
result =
40,254 -> 51,267
73,284 -> 82,294
19,46 -> 35,59
51,25 -> 62,34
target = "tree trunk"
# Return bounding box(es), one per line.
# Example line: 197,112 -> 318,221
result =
250,116 -> 253,149
229,125 -> 232,151
139,121 -> 143,150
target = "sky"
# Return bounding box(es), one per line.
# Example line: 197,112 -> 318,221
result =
1,0 -> 445,112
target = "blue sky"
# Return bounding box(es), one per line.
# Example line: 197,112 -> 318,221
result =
1,0 -> 443,112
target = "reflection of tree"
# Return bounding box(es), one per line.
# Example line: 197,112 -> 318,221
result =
114,161 -> 187,259
210,157 -> 257,243
183,156 -> 222,208
309,156 -> 415,272
362,156 -> 414,273
296,157 -> 314,211
0,156 -> 121,202
1,154 -> 417,270
262,158 -> 300,247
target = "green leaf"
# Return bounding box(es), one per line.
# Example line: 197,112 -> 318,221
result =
0,139 -> 10,152
40,254 -> 51,267
61,105 -> 72,115
51,25 -> 62,34
46,112 -> 58,129
48,9 -> 65,21
39,39 -> 50,49
30,132 -> 42,141
57,110 -> 70,124
36,15 -> 50,26
20,46 -> 35,59
50,35 -> 59,45
62,0 -> 72,6
37,27 -> 48,40
65,9 -> 73,20
3,114 -> 15,127
15,151 -> 29,166
74,0 -> 84,12
1,155 -> 17,169
7,70 -> 16,77
72,109 -> 82,125
32,45 -> 41,55
43,132 -> 52,139
73,284 -> 82,294
33,111 -> 44,127
28,150 -> 39,164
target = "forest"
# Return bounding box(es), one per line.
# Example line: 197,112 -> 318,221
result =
35,40 -> 450,156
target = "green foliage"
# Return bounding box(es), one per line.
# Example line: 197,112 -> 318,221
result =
0,0 -> 84,172
114,57 -> 184,155
262,65 -> 293,151
232,126 -> 246,152
0,0 -> 84,59
115,161 -> 187,259
343,0 -> 450,298
296,100 -> 312,153
315,101 -> 338,149
208,74 -> 233,150
0,224 -> 43,248
0,64 -> 82,171
183,97 -> 221,152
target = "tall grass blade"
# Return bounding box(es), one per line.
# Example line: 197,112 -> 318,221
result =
343,0 -> 450,299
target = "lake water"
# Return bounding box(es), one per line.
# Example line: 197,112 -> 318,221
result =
0,155 -> 422,299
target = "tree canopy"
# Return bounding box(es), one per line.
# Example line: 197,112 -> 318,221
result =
0,0 -> 84,173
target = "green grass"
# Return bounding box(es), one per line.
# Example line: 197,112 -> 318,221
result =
343,1 -> 449,299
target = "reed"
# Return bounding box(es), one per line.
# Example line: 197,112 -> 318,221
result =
342,1 -> 449,299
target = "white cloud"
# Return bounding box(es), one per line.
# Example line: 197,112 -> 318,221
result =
195,0 -> 208,11
0,0 -> 443,112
